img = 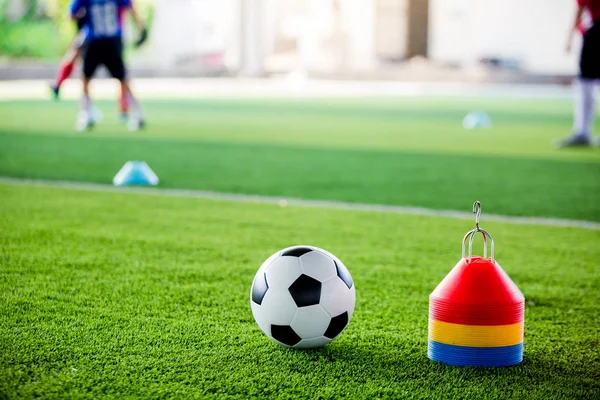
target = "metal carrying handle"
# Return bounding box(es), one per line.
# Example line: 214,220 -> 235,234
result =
461,201 -> 495,262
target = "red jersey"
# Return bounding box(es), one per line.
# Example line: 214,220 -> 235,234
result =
579,0 -> 600,21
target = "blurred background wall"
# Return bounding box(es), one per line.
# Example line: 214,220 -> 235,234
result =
143,0 -> 579,76
0,0 -> 582,78
429,0 -> 578,75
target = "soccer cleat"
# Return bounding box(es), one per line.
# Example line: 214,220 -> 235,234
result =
90,106 -> 104,123
75,111 -> 94,132
50,85 -> 60,100
554,134 -> 591,148
127,116 -> 145,132
119,113 -> 129,124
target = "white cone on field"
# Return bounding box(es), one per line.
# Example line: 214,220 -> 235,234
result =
113,161 -> 159,186
463,111 -> 492,129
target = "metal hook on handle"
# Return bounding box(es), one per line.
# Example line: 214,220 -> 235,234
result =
473,201 -> 481,230
468,228 -> 494,262
460,201 -> 495,262
462,229 -> 476,259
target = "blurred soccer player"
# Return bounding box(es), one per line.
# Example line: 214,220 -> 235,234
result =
559,0 -> 600,147
70,0 -> 147,132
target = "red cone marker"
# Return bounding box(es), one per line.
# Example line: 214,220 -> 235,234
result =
428,201 -> 525,367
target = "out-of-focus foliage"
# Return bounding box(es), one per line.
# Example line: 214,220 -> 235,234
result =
0,0 -> 154,59
0,19 -> 62,59
0,0 -> 63,59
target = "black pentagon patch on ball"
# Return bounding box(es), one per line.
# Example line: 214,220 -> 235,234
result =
251,272 -> 269,305
288,274 -> 322,307
334,260 -> 353,289
281,246 -> 313,257
324,311 -> 348,339
271,325 -> 302,346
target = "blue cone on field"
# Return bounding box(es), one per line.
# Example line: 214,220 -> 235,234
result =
113,161 -> 159,186
463,111 -> 492,129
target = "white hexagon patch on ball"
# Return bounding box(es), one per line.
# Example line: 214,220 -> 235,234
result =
250,246 -> 355,348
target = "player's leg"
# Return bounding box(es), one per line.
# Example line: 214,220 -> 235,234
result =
573,77 -> 595,138
51,28 -> 90,100
120,79 -> 144,131
119,85 -> 129,122
579,23 -> 599,145
557,24 -> 599,147
51,49 -> 78,100
572,21 -> 597,142
75,42 -> 100,131
104,38 -> 144,130
588,23 -> 600,144
76,76 -> 94,131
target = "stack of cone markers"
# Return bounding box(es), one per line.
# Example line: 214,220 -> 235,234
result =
428,201 -> 524,367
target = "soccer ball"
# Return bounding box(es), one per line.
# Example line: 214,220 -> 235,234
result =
250,246 -> 356,348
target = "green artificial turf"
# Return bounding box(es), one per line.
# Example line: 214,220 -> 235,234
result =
1,184 -> 599,399
0,98 -> 599,221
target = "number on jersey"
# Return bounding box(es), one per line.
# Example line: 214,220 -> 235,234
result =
91,2 -> 118,37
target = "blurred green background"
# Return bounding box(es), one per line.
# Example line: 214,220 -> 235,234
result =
0,0 -> 153,59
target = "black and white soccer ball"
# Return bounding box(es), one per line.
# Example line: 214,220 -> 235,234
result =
250,246 -> 355,348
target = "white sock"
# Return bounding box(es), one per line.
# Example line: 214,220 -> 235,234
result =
80,94 -> 91,114
573,78 -> 595,138
126,93 -> 143,119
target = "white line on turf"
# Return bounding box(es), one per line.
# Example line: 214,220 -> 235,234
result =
1,177 -> 598,231
0,78 -> 574,101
